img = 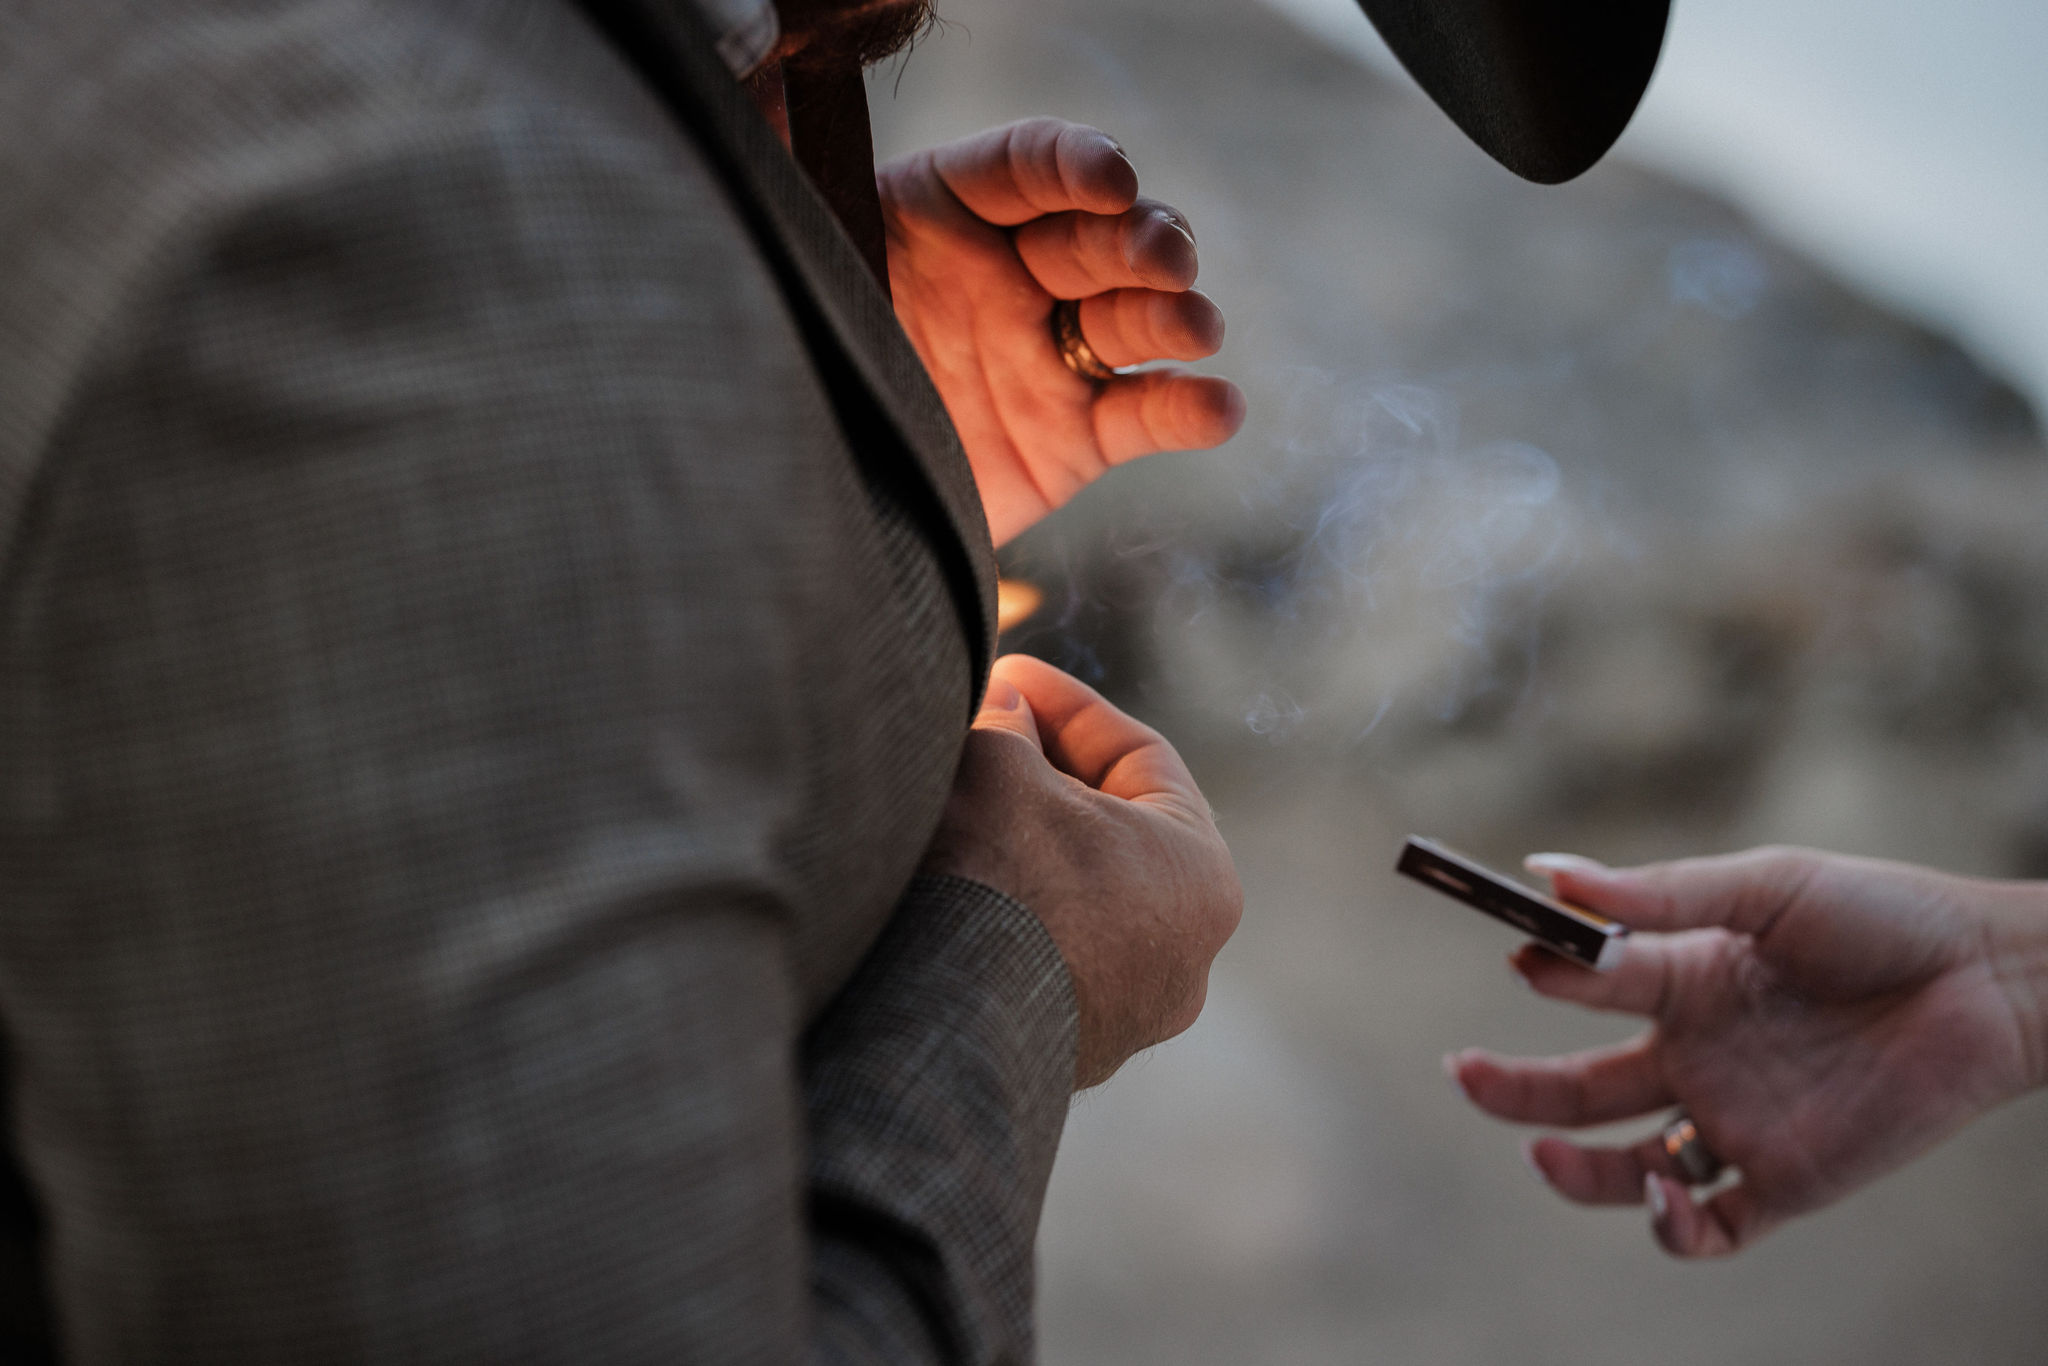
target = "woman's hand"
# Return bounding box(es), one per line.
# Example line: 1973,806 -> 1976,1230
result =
1447,847 -> 2048,1257
879,119 -> 1246,546
920,655 -> 1242,1088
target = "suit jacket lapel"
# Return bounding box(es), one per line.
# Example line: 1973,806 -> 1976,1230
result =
571,0 -> 997,699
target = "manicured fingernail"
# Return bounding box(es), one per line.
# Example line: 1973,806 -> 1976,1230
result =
1520,1139 -> 1549,1186
1509,961 -> 1534,991
1524,852 -> 1606,876
1644,1173 -> 1668,1219
1441,1052 -> 1469,1097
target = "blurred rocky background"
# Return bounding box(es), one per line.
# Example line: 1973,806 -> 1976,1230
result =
872,0 -> 2048,1361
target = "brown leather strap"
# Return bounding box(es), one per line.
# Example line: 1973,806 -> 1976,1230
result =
782,56 -> 890,297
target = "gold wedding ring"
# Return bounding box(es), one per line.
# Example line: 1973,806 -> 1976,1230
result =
1050,298 -> 1122,383
1660,1114 -> 1725,1185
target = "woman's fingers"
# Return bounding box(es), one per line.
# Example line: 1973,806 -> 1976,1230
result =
1534,1136 -> 1774,1253
1450,1038 -> 1671,1128
1647,1175 -> 1771,1258
1525,1131 -> 1694,1206
1078,288 -> 1224,367
1014,198 -> 1200,298
929,118 -> 1139,225
1091,370 -> 1247,465
1524,847 -> 1826,938
1507,931 -> 1736,1019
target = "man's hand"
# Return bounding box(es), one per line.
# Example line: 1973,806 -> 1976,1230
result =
921,655 -> 1243,1087
880,119 -> 1247,546
1447,847 -> 2048,1257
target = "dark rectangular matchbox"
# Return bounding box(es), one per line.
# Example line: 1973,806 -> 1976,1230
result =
1396,837 -> 1627,972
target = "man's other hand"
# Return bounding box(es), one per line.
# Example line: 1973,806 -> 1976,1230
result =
880,119 -> 1247,547
920,655 -> 1243,1088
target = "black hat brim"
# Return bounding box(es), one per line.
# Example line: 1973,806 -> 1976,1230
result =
1355,0 -> 1671,184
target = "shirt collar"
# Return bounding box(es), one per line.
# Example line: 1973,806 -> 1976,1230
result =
692,0 -> 780,77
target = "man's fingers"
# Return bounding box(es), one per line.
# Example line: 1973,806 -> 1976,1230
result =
1092,371 -> 1247,466
990,655 -> 1207,818
1014,199 -> 1199,298
1078,288 -> 1224,367
972,673 -> 1043,750
1524,847 -> 1827,939
931,118 -> 1138,227
1449,1039 -> 1671,1128
1648,1175 -> 1770,1258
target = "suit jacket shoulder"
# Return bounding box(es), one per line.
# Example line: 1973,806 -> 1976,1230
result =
0,0 -> 997,698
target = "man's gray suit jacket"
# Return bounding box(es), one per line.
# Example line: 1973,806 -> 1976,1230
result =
0,0 -> 1079,1359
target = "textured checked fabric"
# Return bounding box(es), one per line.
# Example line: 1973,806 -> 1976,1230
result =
689,0 -> 779,76
0,0 -> 1077,1360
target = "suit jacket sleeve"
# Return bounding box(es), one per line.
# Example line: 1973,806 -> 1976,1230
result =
0,88 -> 1073,1366
806,876 -> 1075,1364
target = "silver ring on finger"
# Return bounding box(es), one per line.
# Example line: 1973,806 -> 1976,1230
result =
1050,298 -> 1123,383
1660,1113 -> 1725,1185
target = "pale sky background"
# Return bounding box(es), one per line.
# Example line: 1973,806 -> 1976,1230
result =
1259,0 -> 2048,418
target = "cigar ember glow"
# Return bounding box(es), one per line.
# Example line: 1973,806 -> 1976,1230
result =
996,579 -> 1043,634
1396,837 -> 1628,971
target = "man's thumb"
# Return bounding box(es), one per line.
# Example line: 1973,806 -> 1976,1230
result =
974,674 -> 1044,749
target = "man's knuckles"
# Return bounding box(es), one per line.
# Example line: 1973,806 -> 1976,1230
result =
1048,122 -> 1140,215
1162,977 -> 1211,1041
1004,117 -> 1137,216
1013,201 -> 1198,298
930,119 -> 1136,225
1079,289 -> 1224,368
